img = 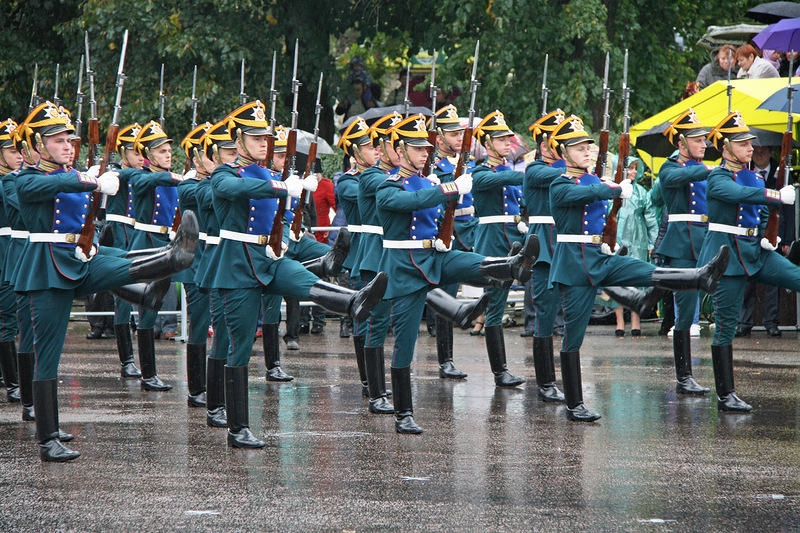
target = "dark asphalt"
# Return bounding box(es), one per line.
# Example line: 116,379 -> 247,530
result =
1,321 -> 799,532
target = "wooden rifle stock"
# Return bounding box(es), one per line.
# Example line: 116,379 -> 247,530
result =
437,127 -> 472,247
72,138 -> 82,169
601,133 -> 629,249
764,130 -> 793,246
87,118 -> 99,168
77,123 -> 119,256
265,136 -> 275,169
594,130 -> 609,178
290,142 -> 318,240
268,129 -> 297,256
422,130 -> 438,177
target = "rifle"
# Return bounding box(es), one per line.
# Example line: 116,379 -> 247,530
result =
541,54 -> 550,117
403,64 -> 411,117
602,49 -> 631,250
29,64 -> 39,112
726,48 -> 733,114
183,65 -> 199,173
73,55 -> 85,168
290,72 -> 323,241
77,29 -> 129,257
267,39 -> 300,257
53,63 -> 61,107
765,55 -> 795,247
594,52 -> 611,177
266,52 -> 278,169
85,33 -> 101,168
423,49 -> 439,177
437,40 -> 479,248
158,64 -> 166,129
239,59 -> 247,106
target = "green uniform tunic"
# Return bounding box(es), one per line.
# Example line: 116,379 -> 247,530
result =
0,170 -> 18,342
2,172 -> 32,352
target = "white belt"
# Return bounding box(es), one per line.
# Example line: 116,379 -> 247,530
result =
383,239 -> 433,250
11,230 -> 29,239
668,214 -> 708,223
528,216 -> 555,224
557,234 -> 602,244
205,236 -> 221,245
219,229 -> 268,245
0,227 -> 11,236
360,224 -> 384,235
106,214 -> 136,226
198,232 -> 208,242
134,221 -> 170,235
707,223 -> 756,237
29,232 -> 78,244
454,207 -> 475,217
347,224 -> 363,233
479,215 -> 521,225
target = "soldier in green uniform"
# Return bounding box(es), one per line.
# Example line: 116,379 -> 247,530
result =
375,114 -> 538,434
471,110 -> 528,387
657,109 -> 713,394
523,109 -> 567,402
205,101 -> 387,448
696,111 -> 797,412
12,102 -> 197,461
548,115 -> 730,422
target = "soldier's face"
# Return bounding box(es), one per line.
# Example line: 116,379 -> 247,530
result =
355,143 -> 380,166
564,142 -> 592,170
681,136 -> 706,160
273,151 -> 286,171
124,148 -> 145,169
218,147 -> 238,165
398,144 -> 429,170
240,133 -> 268,161
381,140 -> 399,166
150,142 -> 172,169
726,140 -> 753,163
41,132 -> 72,165
489,135 -> 512,158
438,130 -> 463,153
2,147 -> 23,170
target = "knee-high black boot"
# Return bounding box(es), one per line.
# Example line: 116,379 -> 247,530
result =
114,323 -> 141,378
478,235 -> 539,283
435,316 -> 467,379
364,346 -> 393,414
0,340 -> 20,402
127,211 -> 199,281
186,344 -> 207,407
112,279 -> 172,314
33,379 -> 80,462
425,289 -> 489,330
137,328 -> 172,391
18,351 -> 35,420
711,344 -> 752,412
560,350 -> 601,422
206,358 -> 227,427
673,330 -> 709,395
301,229 -> 350,278
225,365 -> 265,448
484,325 -> 525,387
602,286 -> 665,318
533,336 -> 564,402
651,245 -> 730,293
391,366 -> 422,433
308,273 -> 388,324
353,334 -> 369,396
263,323 -> 293,381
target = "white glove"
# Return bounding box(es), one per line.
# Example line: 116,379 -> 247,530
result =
618,180 -> 633,199
600,242 -> 613,255
284,174 -> 302,198
427,175 -> 441,185
289,228 -> 306,242
434,238 -> 452,252
183,169 -> 197,180
86,165 -> 101,178
97,171 -> 120,195
761,236 -> 780,251
779,185 -> 795,205
75,244 -> 97,263
517,221 -> 528,235
265,241 -> 288,261
454,174 -> 473,195
302,176 -> 319,192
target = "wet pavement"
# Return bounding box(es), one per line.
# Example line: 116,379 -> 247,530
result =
1,321 -> 799,532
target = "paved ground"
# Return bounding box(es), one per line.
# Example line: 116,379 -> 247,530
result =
1,321 -> 799,532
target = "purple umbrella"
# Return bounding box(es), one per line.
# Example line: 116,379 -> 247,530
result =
753,17 -> 800,52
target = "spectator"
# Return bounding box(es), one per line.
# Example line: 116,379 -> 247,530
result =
736,44 -> 779,79
778,51 -> 800,77
335,74 -> 376,119
696,45 -> 738,89
313,170 -> 335,244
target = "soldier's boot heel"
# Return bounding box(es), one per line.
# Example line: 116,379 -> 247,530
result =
112,279 -> 171,314
114,323 -> 141,378
206,358 -> 227,428
533,336 -> 564,402
485,325 -> 525,387
308,272 -> 387,324
301,228 -> 350,278
560,350 -> 601,422
262,323 -> 293,382
602,286 -> 665,318
711,344 -> 752,412
186,343 -> 207,407
425,288 -> 489,330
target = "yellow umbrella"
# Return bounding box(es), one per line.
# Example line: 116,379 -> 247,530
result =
631,77 -> 792,173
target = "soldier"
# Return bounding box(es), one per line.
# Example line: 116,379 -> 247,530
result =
548,115 -> 730,422
205,101 -> 387,448
375,113 -> 538,434
523,109 -> 567,402
471,110 -> 528,387
657,109 -> 713,394
11,102 -> 197,461
696,111 -> 797,412
106,123 -> 143,378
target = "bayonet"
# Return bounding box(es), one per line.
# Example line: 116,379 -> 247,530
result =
403,64 -> 411,117
620,48 -> 632,171
425,49 -> 440,177
594,52 -> 611,177
290,72 -> 323,240
726,48 -> 733,114
29,64 -> 39,112
463,40 -> 480,176
53,63 -> 61,107
85,32 -> 100,167
269,51 -> 278,134
73,55 -> 85,168
313,72 -> 323,142
541,54 -> 550,116
288,39 -> 301,174
190,65 -> 198,130
158,63 -> 165,129
239,58 -> 247,105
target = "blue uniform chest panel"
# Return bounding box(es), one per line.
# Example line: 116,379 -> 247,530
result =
551,160 -> 567,169
576,173 -> 608,236
53,169 -> 92,247
240,164 -> 280,235
682,159 -> 708,215
493,164 -> 522,219
734,168 -> 763,228
438,158 -> 475,218
403,173 -> 441,240
152,186 -> 178,226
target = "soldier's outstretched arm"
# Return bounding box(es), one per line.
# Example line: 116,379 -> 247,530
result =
376,180 -> 457,213
660,160 -> 709,188
212,171 -> 287,202
130,170 -> 180,198
707,173 -> 783,207
550,176 -> 619,208
472,166 -> 523,191
17,170 -> 98,202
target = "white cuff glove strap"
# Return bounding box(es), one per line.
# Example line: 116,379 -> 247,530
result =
517,221 -> 528,235
779,185 -> 795,205
434,238 -> 452,252
761,237 -> 777,251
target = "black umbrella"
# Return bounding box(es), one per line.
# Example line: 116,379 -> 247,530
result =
748,126 -> 799,147
746,2 -> 800,24
634,121 -> 721,160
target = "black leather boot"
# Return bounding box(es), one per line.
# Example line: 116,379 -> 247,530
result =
651,245 -> 730,293
533,336 -> 565,402
435,316 -> 467,379
426,288 -> 489,330
18,351 -> 35,421
560,350 -> 601,422
603,286 -> 665,318
127,210 -> 199,281
0,340 -> 20,402
112,279 -> 172,313
33,379 -> 80,462
186,344 -> 207,407
478,235 -> 539,283
308,272 -> 387,324
673,329 -> 709,395
114,323 -> 141,378
484,324 -> 525,387
263,323 -> 293,381
301,228 -> 350,278
353,334 -> 369,396
391,366 -> 422,433
137,328 -> 172,391
206,358 -> 227,427
711,344 -> 752,412
225,365 -> 266,448
364,346 -> 393,414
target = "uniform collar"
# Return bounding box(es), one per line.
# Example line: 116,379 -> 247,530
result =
0,163 -> 10,176
354,161 -> 370,173
486,155 -> 504,168
721,158 -> 745,173
542,154 -> 559,165
565,165 -> 584,178
149,163 -> 169,173
235,154 -> 257,167
32,158 -> 61,173
379,159 -> 394,171
398,165 -> 418,179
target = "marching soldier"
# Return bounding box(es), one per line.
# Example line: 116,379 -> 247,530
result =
696,111 -> 798,412
374,113 -> 537,434
548,115 -> 730,422
657,109 -> 713,394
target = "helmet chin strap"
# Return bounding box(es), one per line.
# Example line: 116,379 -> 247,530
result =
436,127 -> 456,155
236,128 -> 256,161
212,144 -> 221,165
34,132 -> 53,163
398,140 -> 413,170
352,144 -> 367,166
723,138 -> 743,164
192,147 -> 208,175
485,136 -> 501,159
559,142 -> 578,167
21,140 -> 36,165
